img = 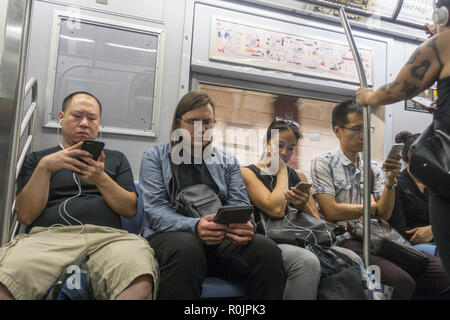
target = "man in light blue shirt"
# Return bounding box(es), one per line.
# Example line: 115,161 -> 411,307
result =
139,91 -> 285,299
140,142 -> 251,239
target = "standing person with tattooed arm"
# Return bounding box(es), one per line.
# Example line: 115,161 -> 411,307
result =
356,0 -> 450,280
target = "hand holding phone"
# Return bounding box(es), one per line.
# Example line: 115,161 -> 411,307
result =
295,182 -> 312,194
79,140 -> 105,163
386,143 -> 404,159
412,97 -> 437,114
382,143 -> 403,169
75,140 -> 106,184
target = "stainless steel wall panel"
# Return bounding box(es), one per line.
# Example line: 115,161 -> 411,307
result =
0,0 -> 33,245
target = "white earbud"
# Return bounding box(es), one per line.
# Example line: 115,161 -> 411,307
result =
433,2 -> 449,26
98,125 -> 102,141
57,118 -> 64,145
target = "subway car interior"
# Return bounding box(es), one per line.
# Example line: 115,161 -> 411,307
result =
0,0 -> 449,303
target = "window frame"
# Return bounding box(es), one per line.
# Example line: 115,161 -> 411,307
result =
43,10 -> 165,137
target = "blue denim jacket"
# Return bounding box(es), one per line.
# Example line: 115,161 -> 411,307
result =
139,142 -> 251,239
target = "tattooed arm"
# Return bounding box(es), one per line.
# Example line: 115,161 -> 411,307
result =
356,32 -> 449,106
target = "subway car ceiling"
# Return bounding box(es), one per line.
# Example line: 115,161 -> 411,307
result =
15,0 -> 437,180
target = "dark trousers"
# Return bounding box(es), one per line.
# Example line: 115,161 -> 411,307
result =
338,239 -> 450,300
429,194 -> 450,282
147,232 -> 286,300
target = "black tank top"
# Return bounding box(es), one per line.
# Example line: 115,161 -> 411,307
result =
247,165 -> 302,191
246,164 -> 302,228
436,76 -> 450,133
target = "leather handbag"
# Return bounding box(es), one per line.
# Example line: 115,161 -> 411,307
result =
263,205 -> 336,248
347,218 -> 429,275
169,156 -> 222,218
409,118 -> 450,199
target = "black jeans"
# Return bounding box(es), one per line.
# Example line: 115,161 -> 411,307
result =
429,194 -> 450,282
147,232 -> 285,300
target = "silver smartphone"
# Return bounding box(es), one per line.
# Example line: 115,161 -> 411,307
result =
382,143 -> 404,169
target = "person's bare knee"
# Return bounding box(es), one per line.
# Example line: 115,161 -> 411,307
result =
115,274 -> 153,300
0,283 -> 15,300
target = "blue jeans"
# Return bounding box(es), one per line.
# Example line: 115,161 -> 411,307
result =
414,243 -> 436,256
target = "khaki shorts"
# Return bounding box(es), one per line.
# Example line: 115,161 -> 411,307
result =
0,224 -> 159,300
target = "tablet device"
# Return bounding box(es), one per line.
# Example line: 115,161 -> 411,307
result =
213,206 -> 253,224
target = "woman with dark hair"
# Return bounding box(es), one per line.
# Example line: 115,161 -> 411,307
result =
388,132 -> 436,255
241,117 -> 363,299
356,0 -> 450,279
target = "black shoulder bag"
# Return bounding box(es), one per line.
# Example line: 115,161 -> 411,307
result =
345,168 -> 429,275
263,205 -> 336,248
409,115 -> 450,199
347,218 -> 429,275
260,169 -> 336,248
169,155 -> 222,218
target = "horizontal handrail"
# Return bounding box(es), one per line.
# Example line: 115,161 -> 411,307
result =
25,77 -> 37,98
20,101 -> 36,138
15,135 -> 33,181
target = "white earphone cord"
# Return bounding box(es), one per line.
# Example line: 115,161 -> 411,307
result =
48,146 -> 85,239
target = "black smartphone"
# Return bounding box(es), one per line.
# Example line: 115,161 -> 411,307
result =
80,140 -> 105,162
213,206 -> 253,224
295,181 -> 312,193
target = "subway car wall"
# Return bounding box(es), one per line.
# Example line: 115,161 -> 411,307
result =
24,0 -> 433,178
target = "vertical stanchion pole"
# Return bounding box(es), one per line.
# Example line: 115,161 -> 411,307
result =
338,7 -> 371,268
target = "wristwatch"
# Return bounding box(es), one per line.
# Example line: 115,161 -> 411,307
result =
385,178 -> 397,190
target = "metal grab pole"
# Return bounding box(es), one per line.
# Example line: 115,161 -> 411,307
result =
338,7 -> 372,268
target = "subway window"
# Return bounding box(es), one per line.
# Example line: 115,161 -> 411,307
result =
44,12 -> 165,137
199,83 -> 338,176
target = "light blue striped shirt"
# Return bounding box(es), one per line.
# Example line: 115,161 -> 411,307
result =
310,147 -> 386,240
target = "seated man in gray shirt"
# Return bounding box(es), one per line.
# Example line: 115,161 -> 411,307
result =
311,99 -> 449,300
0,92 -> 158,300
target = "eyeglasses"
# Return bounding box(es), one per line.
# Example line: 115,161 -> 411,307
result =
273,117 -> 301,128
179,118 -> 217,128
339,126 -> 375,135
